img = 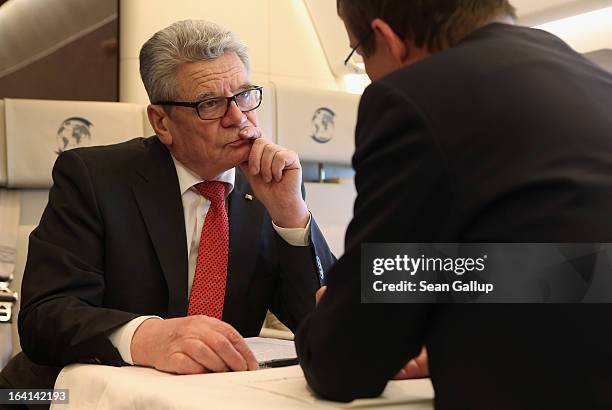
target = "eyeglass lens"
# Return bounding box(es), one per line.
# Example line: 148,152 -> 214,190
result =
197,88 -> 262,119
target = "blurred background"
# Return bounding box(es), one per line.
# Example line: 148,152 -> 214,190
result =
1,0 -> 611,103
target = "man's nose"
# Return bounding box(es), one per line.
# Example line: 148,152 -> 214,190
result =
221,100 -> 246,127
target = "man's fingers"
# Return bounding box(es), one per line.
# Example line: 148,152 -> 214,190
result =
271,151 -> 288,182
206,333 -> 250,372
221,325 -> 259,370
163,352 -> 206,375
248,138 -> 266,175
213,320 -> 259,371
239,126 -> 262,140
245,135 -> 300,183
182,339 -> 230,373
392,368 -> 408,380
233,337 -> 259,371
148,316 -> 259,375
260,144 -> 281,183
403,359 -> 424,378
392,347 -> 429,380
315,286 -> 327,305
273,150 -> 299,180
391,360 -> 420,380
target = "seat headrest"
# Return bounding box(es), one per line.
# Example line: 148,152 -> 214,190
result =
274,85 -> 359,165
1,98 -> 145,188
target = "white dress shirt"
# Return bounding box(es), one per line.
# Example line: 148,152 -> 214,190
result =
108,157 -> 311,364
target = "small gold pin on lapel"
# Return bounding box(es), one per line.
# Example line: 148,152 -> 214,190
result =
244,193 -> 253,201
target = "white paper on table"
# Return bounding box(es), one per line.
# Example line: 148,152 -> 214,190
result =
235,372 -> 434,408
245,337 -> 297,364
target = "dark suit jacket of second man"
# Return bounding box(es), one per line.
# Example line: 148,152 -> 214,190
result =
297,23 -> 612,410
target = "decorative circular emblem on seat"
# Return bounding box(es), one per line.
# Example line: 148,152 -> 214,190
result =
56,117 -> 93,154
310,107 -> 335,144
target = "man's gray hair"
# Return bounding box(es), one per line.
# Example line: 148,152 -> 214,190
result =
139,20 -> 250,102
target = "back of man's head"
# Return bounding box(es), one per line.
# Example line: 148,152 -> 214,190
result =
139,20 -> 250,103
337,0 -> 516,55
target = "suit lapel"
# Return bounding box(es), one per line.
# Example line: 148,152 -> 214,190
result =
223,168 -> 264,323
132,137 -> 188,317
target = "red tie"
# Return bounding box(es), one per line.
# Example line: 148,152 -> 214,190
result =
187,181 -> 229,319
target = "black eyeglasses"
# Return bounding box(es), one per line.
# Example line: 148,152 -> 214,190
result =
154,86 -> 263,120
344,30 -> 373,66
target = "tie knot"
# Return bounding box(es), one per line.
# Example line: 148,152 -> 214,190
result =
195,181 -> 226,204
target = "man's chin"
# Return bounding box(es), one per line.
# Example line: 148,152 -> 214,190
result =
225,143 -> 251,168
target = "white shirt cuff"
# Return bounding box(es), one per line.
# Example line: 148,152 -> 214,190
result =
272,213 -> 311,246
108,316 -> 163,365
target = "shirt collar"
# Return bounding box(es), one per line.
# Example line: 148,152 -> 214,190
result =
171,156 -> 235,198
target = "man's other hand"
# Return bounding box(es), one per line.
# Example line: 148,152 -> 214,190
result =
315,286 -> 327,305
130,316 -> 259,374
392,346 -> 429,379
238,127 -> 309,229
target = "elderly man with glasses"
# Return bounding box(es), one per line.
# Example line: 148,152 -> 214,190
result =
0,19 -> 334,394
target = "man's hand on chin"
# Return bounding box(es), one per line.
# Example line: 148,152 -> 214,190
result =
131,316 -> 259,374
238,126 -> 309,229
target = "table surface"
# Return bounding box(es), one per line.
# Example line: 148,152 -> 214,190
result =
52,364 -> 434,409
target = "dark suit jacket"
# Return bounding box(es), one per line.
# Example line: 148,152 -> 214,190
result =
296,23 -> 612,410
0,136 -> 334,395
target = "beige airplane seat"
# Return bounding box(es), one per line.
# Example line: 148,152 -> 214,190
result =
260,84 -> 359,337
0,98 -> 145,367
275,84 -> 359,258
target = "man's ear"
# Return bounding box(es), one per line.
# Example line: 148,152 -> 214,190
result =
147,104 -> 173,146
371,18 -> 410,65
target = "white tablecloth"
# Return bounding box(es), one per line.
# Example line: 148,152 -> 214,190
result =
52,364 -> 434,409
